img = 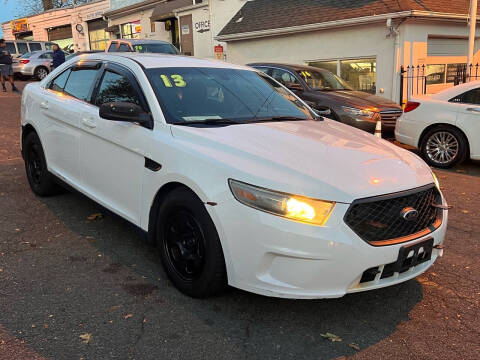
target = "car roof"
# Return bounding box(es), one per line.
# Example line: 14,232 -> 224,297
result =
248,62 -> 328,73
78,53 -> 252,71
113,39 -> 173,45
429,80 -> 480,101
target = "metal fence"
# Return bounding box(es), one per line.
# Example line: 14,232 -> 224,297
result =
400,64 -> 480,105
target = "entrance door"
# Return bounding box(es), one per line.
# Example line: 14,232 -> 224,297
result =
179,15 -> 193,56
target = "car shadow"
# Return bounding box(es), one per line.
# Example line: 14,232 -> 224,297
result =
29,188 -> 425,360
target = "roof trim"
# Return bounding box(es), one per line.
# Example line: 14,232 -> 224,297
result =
104,0 -> 163,19
216,10 -> 474,42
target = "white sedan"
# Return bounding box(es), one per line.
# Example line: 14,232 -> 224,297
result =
21,53 -> 447,299
396,81 -> 480,168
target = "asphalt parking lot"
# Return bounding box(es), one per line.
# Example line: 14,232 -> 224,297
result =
0,82 -> 479,360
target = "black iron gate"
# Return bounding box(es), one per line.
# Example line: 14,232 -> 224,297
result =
399,65 -> 426,106
400,63 -> 480,105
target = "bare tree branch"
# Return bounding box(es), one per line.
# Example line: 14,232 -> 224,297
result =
5,0 -> 93,18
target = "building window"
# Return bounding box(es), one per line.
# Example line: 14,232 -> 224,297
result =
308,57 -> 376,94
88,19 -> 110,51
121,21 -> 142,39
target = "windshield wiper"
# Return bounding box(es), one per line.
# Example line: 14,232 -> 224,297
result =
246,116 -> 312,123
174,118 -> 243,126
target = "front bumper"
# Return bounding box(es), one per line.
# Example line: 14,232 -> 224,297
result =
208,197 -> 447,299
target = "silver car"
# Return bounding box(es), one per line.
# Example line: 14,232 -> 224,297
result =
12,50 -> 54,80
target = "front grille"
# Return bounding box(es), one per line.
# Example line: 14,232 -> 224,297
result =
380,110 -> 403,126
344,185 -> 441,245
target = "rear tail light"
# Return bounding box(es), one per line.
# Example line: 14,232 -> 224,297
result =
19,59 -> 30,64
404,101 -> 420,113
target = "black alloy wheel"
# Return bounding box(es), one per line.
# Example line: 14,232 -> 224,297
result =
157,187 -> 227,298
24,132 -> 59,196
164,209 -> 206,281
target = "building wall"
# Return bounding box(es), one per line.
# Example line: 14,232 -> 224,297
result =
226,23 -> 397,100
401,19 -> 480,97
176,4 -> 212,58
110,0 -> 144,11
1,0 -> 110,51
109,9 -> 171,42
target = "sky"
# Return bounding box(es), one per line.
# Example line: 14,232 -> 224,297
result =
0,0 -> 20,37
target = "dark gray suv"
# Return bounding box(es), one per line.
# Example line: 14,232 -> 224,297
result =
249,63 -> 403,134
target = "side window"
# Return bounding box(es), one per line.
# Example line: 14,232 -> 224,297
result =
456,88 -> 480,105
29,42 -> 42,52
270,69 -> 300,86
95,70 -> 141,107
107,42 -> 117,52
118,43 -> 131,52
45,43 -> 55,50
5,42 -> 16,54
49,69 -> 71,92
17,43 -> 28,54
63,68 -> 100,102
255,67 -> 271,76
40,52 -> 53,59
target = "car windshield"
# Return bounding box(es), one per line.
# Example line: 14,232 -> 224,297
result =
146,67 -> 317,125
296,69 -> 353,91
133,43 -> 179,55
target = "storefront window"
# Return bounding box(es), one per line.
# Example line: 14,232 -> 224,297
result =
426,64 -> 446,85
340,58 -> 376,93
308,58 -> 376,94
307,60 -> 337,76
121,21 -> 142,39
89,28 -> 110,50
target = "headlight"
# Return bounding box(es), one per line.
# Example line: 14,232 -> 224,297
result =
342,106 -> 376,119
432,172 -> 440,190
228,180 -> 336,226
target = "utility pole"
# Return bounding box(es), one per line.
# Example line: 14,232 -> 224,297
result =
468,0 -> 478,68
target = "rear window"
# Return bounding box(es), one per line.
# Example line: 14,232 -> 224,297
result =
133,43 -> 178,54
17,43 -> 28,54
118,43 -> 131,52
29,43 -> 42,51
20,52 -> 34,59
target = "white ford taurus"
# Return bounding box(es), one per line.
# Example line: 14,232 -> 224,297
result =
21,53 -> 447,298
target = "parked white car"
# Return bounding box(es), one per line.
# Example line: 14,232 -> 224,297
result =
396,81 -> 480,168
20,53 -> 447,299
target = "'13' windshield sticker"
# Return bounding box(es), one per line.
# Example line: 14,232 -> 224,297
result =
160,74 -> 187,88
300,71 -> 312,79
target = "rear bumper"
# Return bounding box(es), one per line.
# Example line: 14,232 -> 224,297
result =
13,64 -> 35,76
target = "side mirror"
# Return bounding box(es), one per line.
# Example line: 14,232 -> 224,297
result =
99,102 -> 152,126
315,108 -> 332,117
285,82 -> 304,92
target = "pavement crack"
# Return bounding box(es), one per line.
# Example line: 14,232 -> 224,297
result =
130,306 -> 152,360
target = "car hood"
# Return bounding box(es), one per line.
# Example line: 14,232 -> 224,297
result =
315,90 -> 402,110
171,119 -> 433,203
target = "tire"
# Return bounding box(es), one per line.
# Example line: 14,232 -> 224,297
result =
34,67 -> 49,81
420,126 -> 468,168
24,132 -> 59,196
156,187 -> 227,298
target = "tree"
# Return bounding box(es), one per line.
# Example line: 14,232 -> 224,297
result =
6,0 -> 93,17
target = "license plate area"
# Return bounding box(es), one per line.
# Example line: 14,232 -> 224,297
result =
395,238 -> 434,273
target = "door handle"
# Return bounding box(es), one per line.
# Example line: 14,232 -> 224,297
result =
40,101 -> 49,109
466,107 -> 480,113
81,118 -> 97,128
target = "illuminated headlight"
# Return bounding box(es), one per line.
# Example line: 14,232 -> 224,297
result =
342,106 -> 376,119
432,172 -> 440,190
228,180 -> 336,226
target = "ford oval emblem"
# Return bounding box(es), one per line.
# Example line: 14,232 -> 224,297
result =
401,207 -> 419,221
